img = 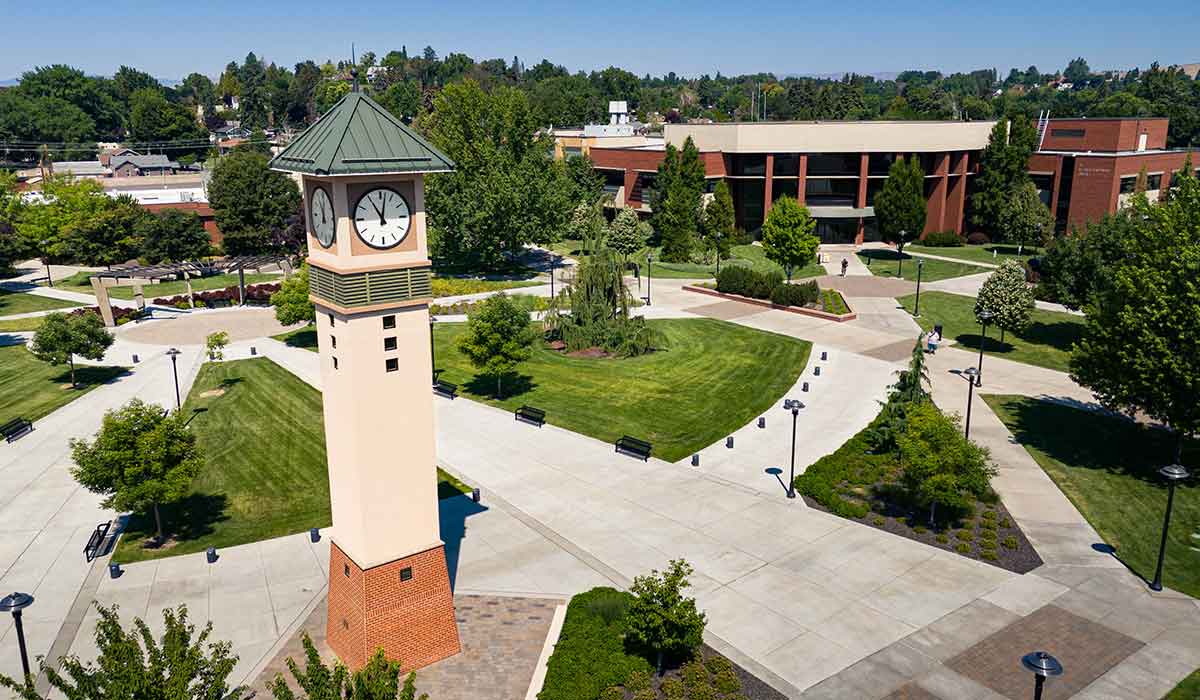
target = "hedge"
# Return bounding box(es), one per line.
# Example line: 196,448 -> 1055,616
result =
770,280 -> 819,307
539,588 -> 652,700
921,230 -> 964,247
715,266 -> 781,300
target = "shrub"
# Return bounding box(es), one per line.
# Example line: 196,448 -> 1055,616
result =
956,542 -> 971,553
872,515 -> 885,526
821,289 -> 850,315
956,529 -> 974,541
979,528 -> 997,542
661,678 -> 686,700
704,656 -> 732,677
981,550 -> 999,561
539,588 -> 652,700
966,232 -> 991,245
936,533 -> 949,543
1003,536 -> 1019,550
922,230 -> 964,247
681,660 -> 708,690
625,670 -> 652,693
713,666 -> 741,695
913,525 -> 927,534
601,688 -> 624,700
770,280 -> 819,307
980,510 -> 997,522
715,266 -> 782,300
980,519 -> 997,531
633,690 -> 656,700
999,517 -> 1012,528
687,685 -> 716,700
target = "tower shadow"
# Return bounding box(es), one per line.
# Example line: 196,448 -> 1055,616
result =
438,494 -> 488,591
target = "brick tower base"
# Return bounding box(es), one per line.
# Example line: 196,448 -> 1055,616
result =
326,540 -> 461,671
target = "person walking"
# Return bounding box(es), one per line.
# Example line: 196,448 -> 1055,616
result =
840,257 -> 849,277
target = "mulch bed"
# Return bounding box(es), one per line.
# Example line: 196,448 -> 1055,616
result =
801,494 -> 1043,574
605,644 -> 787,700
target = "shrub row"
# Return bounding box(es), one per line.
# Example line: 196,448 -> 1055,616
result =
769,280 -> 820,307
921,230 -> 965,247
966,232 -> 991,245
152,283 -> 281,308
68,306 -> 146,325
714,266 -> 782,300
539,588 -> 652,700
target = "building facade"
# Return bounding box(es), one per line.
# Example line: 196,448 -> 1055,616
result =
1028,118 -> 1200,233
587,121 -> 996,244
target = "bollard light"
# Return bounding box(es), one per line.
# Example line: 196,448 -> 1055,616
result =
132,354 -> 139,364
813,366 -> 821,376
725,436 -> 734,448
757,417 -> 766,429
691,454 -> 700,467
250,346 -> 257,356
310,527 -> 320,543
802,382 -> 809,392
471,487 -> 481,503
206,547 -> 218,564
820,351 -> 827,361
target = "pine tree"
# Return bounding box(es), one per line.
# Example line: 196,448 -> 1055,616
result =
971,116 -> 1038,239
873,156 -> 926,260
701,180 -> 735,264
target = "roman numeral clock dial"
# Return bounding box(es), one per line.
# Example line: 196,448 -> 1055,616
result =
353,187 -> 412,249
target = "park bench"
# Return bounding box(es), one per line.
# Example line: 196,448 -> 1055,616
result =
515,405 -> 546,427
1,418 -> 33,443
433,379 -> 458,399
615,435 -> 652,461
84,521 -> 112,562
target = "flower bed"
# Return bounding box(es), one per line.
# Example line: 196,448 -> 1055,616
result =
152,283 -> 281,309
68,306 -> 147,325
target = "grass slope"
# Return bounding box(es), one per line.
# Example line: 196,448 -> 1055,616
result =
898,291 -> 1084,373
433,318 -> 811,462
857,249 -> 990,282
987,395 -> 1199,599
113,358 -> 469,563
1165,668 -> 1200,699
0,289 -> 83,316
430,276 -> 541,297
0,345 -> 125,424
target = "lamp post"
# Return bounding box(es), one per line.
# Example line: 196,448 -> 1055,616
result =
644,253 -> 653,306
1021,651 -> 1062,700
1150,464 -> 1191,592
165,348 -> 181,410
896,230 -> 906,279
549,257 -> 557,300
715,232 -> 722,276
782,399 -> 804,498
961,367 -> 979,439
429,317 -> 437,385
975,309 -> 994,387
913,258 -> 924,317
0,592 -> 34,680
40,239 -> 51,287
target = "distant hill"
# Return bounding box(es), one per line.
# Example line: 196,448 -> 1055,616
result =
783,71 -> 901,81
0,77 -> 180,87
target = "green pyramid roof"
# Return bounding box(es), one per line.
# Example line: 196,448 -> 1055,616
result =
269,92 -> 454,176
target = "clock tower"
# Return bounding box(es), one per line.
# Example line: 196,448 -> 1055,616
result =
270,92 -> 461,671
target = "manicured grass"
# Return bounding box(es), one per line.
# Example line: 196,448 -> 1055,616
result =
1165,668 -> 1200,699
821,289 -> 850,315
0,317 -> 48,333
909,243 -> 1042,266
430,276 -> 541,298
433,318 -> 810,462
54,270 -> 281,300
558,240 -> 823,280
273,326 -> 318,350
0,345 -> 125,425
858,249 -> 990,281
898,291 -> 1084,373
112,358 -> 470,563
986,395 -> 1199,599
0,289 -> 83,316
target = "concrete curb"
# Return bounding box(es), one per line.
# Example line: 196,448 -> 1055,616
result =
682,284 -> 858,322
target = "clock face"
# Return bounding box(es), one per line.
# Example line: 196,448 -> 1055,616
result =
353,188 -> 411,249
309,187 -> 335,248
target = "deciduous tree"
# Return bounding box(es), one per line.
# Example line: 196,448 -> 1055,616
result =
626,559 -> 707,674
139,209 -> 213,263
268,633 -> 425,700
898,402 -> 995,524
70,398 -> 202,544
456,293 -> 537,398
64,196 -> 146,266
31,311 -> 114,387
271,264 -> 316,326
998,181 -> 1054,254
608,206 -> 649,266
760,196 -> 818,280
207,150 -> 301,255
975,260 -> 1034,343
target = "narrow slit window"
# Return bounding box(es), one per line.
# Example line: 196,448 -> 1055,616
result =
385,358 -> 399,373
384,337 -> 397,351
382,315 -> 396,329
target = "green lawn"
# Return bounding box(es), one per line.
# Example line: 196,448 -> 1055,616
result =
858,249 -> 991,282
433,318 -> 811,462
909,243 -> 1042,266
55,271 -> 281,300
430,276 -> 542,298
0,345 -> 125,425
555,240 -> 823,280
0,289 -> 83,316
112,358 -> 470,563
898,291 -> 1084,373
273,325 -> 318,350
1165,668 -> 1200,699
0,318 -> 42,333
987,395 -> 1199,599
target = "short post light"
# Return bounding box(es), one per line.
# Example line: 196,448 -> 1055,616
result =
975,308 -> 994,387
40,240 -> 51,287
0,592 -> 34,680
1021,651 -> 1062,700
165,348 -> 182,410
913,258 -> 924,317
1150,464 -> 1191,592
896,230 -> 906,278
782,399 -> 804,498
644,253 -> 653,306
961,367 -> 979,438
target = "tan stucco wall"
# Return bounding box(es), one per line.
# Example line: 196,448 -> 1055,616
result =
664,121 -> 998,153
305,174 -> 430,270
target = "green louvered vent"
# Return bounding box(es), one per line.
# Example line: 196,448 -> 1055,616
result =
310,265 -> 431,308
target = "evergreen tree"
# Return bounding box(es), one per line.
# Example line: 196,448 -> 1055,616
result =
873,156 -> 926,261
971,116 -> 1038,238
701,180 -> 735,263
650,137 -> 705,262
608,206 -> 649,265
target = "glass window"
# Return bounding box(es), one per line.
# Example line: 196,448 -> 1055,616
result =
730,179 -> 765,232
704,178 -> 719,194
918,153 -> 939,175
814,218 -> 860,244
1147,174 -> 1162,190
563,147 -> 583,158
730,155 -> 766,176
328,312 -> 335,326
382,315 -> 396,329
1119,176 -> 1138,194
385,358 -> 399,373
773,154 -> 800,177
384,337 -> 397,351
1031,174 -> 1054,207
866,179 -> 887,206
950,153 -> 965,174
772,179 -> 798,202
807,153 -> 860,177
868,153 -> 897,176
331,336 -> 337,349
805,178 -> 859,206
332,357 -> 338,370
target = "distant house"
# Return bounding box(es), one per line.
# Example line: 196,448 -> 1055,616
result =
210,125 -> 252,143
110,154 -> 180,177
98,147 -> 139,167
47,160 -> 108,178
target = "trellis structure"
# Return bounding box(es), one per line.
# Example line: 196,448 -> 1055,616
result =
89,255 -> 291,326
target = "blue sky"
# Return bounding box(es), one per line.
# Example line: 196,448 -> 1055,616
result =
4,0 -> 1197,81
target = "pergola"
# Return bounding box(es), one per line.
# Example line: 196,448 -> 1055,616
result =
89,255 -> 292,326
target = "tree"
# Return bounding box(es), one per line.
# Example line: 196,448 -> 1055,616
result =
975,260 -> 1034,344
971,116 -> 1038,238
1063,57 -> 1092,84
998,181 -> 1054,254
140,209 -> 213,263
544,237 -> 653,356
701,180 -> 735,263
207,150 -> 301,255
872,157 -> 926,263
128,88 -> 207,159
378,80 -> 422,122
206,331 -> 230,360
626,559 -> 707,674
0,173 -> 25,271
562,154 -> 604,206
608,206 -> 649,265
652,137 -> 705,262
566,199 -> 608,244
31,312 -> 114,388
71,398 -> 202,544
760,196 -> 818,280
1070,170 -> 1200,463
1039,211 -> 1139,311
898,402 -> 995,524
16,176 -> 111,260
0,604 -> 246,700
65,195 -> 147,266
455,293 -> 537,398
272,265 -> 316,326
269,633 -> 425,700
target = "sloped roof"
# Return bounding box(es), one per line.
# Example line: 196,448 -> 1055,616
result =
269,92 -> 454,176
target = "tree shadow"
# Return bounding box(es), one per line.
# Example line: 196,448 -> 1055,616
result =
1020,319 -> 1085,353
0,332 -> 28,347
463,372 -> 537,400
438,494 -> 489,591
119,492 -> 231,546
279,328 -> 318,350
50,365 -> 129,388
950,332 -> 1016,355
858,249 -> 911,262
